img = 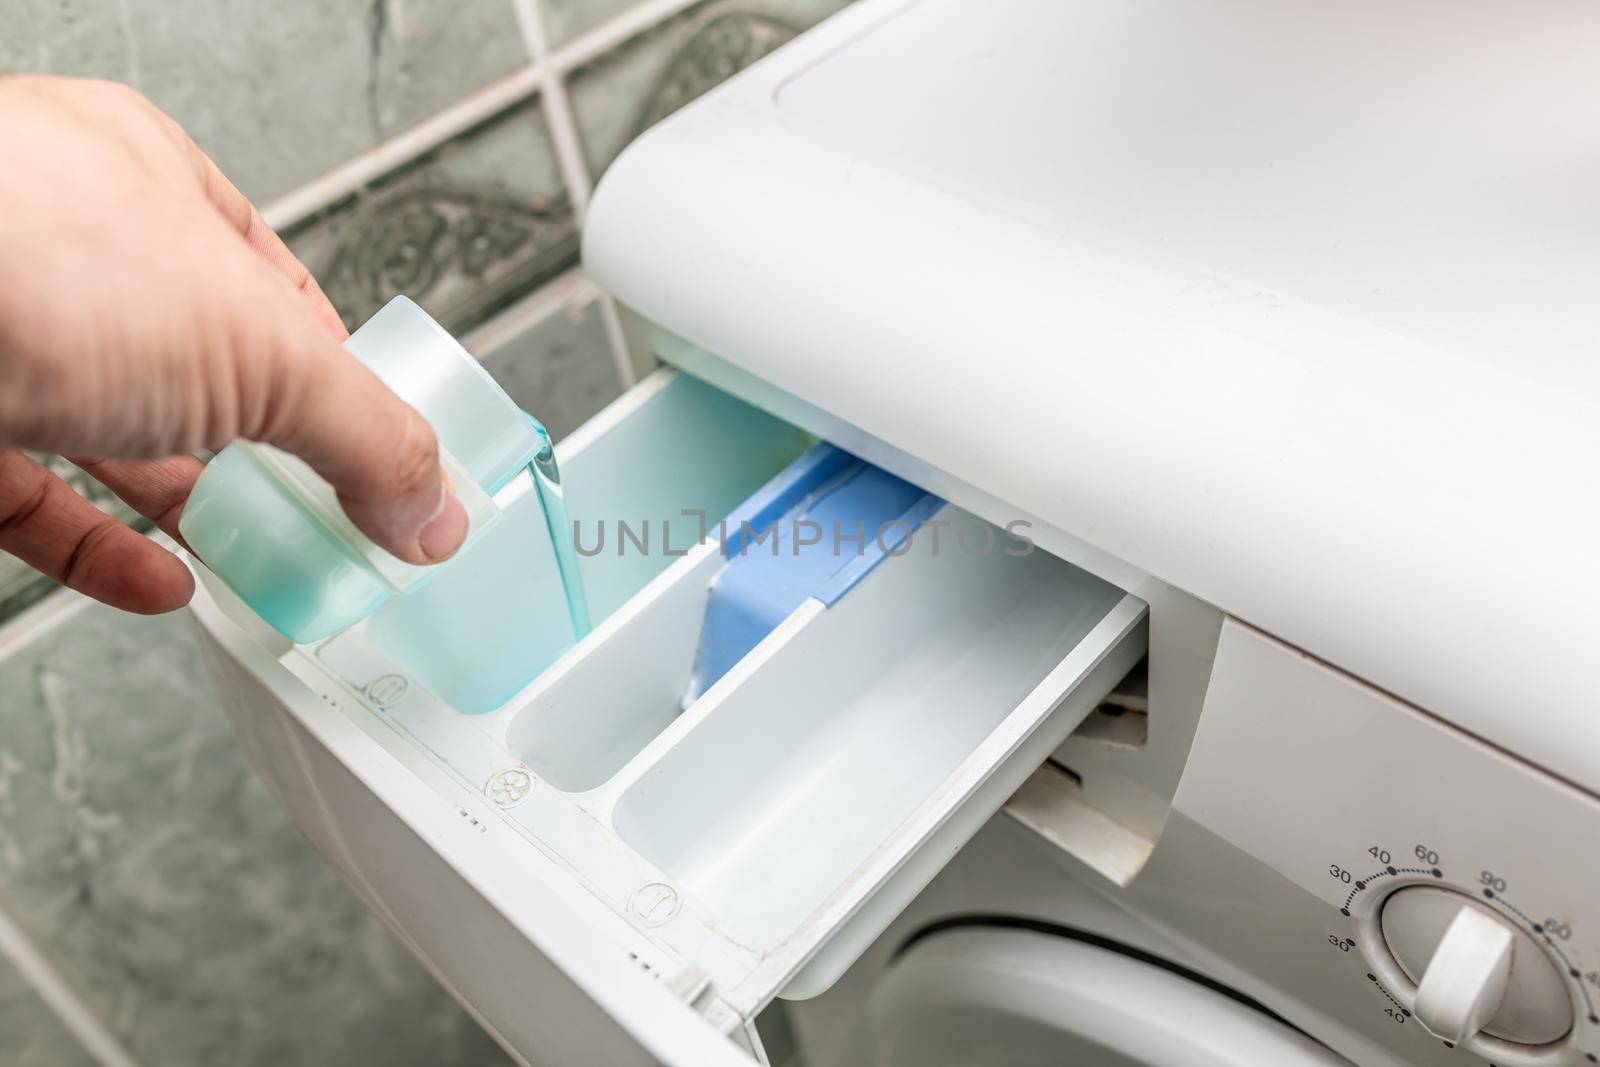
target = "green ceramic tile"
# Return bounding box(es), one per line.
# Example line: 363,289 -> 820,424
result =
0,0 -> 530,203
0,556 -> 46,624
477,293 -> 623,441
569,0 -> 853,177
541,0 -> 641,48
0,604 -> 515,1067
286,99 -> 576,336
0,953 -> 99,1067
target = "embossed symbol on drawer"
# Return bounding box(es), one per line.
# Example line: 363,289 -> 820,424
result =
629,882 -> 681,927
364,673 -> 410,708
487,767 -> 533,808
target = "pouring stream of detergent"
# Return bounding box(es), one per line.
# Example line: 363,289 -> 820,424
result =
526,418 -> 592,640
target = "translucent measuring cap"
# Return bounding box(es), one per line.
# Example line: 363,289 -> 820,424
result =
345,296 -> 544,492
238,440 -> 502,594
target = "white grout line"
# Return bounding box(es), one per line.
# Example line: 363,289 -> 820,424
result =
509,0 -> 641,388
262,0 -> 700,234
0,531 -> 185,665
537,56 -> 599,218
0,590 -> 93,666
459,265 -> 602,358
551,0 -> 702,74
461,261 -> 640,387
510,0 -> 598,222
0,903 -> 145,1067
596,296 -> 643,388
260,65 -> 544,233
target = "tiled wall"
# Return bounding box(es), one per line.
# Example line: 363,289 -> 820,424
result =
0,1 -> 849,1063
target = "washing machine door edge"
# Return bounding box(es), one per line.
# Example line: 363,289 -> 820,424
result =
868,925 -> 1352,1066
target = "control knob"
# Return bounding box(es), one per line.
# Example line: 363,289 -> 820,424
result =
1380,886 -> 1572,1045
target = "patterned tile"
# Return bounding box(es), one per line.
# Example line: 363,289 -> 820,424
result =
0,604 -> 515,1067
476,291 -> 624,442
0,952 -> 98,1067
0,0 -> 531,203
569,0 -> 854,177
286,99 -> 575,337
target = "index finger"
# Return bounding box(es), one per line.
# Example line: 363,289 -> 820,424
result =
72,454 -> 203,545
173,123 -> 348,342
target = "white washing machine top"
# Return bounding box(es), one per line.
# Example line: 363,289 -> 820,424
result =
583,0 -> 1600,789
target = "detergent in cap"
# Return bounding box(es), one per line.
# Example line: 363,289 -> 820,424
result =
178,297 -> 545,643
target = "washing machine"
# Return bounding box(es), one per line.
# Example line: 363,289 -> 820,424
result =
783,815 -> 1351,1067
188,0 -> 1600,1064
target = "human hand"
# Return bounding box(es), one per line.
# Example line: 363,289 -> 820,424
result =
0,76 -> 467,615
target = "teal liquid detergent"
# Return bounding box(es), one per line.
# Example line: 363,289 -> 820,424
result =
362,414 -> 591,713
526,420 -> 591,640
180,297 -> 594,706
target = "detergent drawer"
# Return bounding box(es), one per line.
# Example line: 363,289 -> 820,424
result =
188,367 -> 1147,1066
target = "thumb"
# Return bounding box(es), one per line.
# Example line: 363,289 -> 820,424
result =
258,337 -> 469,565
225,278 -> 468,565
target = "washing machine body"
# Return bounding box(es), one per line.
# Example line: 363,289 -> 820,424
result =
785,627 -> 1600,1067
869,926 -> 1339,1067
186,0 -> 1600,1063
786,815 -> 1356,1067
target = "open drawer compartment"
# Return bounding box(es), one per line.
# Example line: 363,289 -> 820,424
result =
190,367 -> 1147,1057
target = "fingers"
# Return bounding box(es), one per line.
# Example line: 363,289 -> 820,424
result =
197,259 -> 466,566
178,132 -> 349,341
72,454 -> 204,545
259,345 -> 469,564
0,449 -> 193,614
179,135 -> 469,564
82,264 -> 467,567
0,80 -> 463,568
